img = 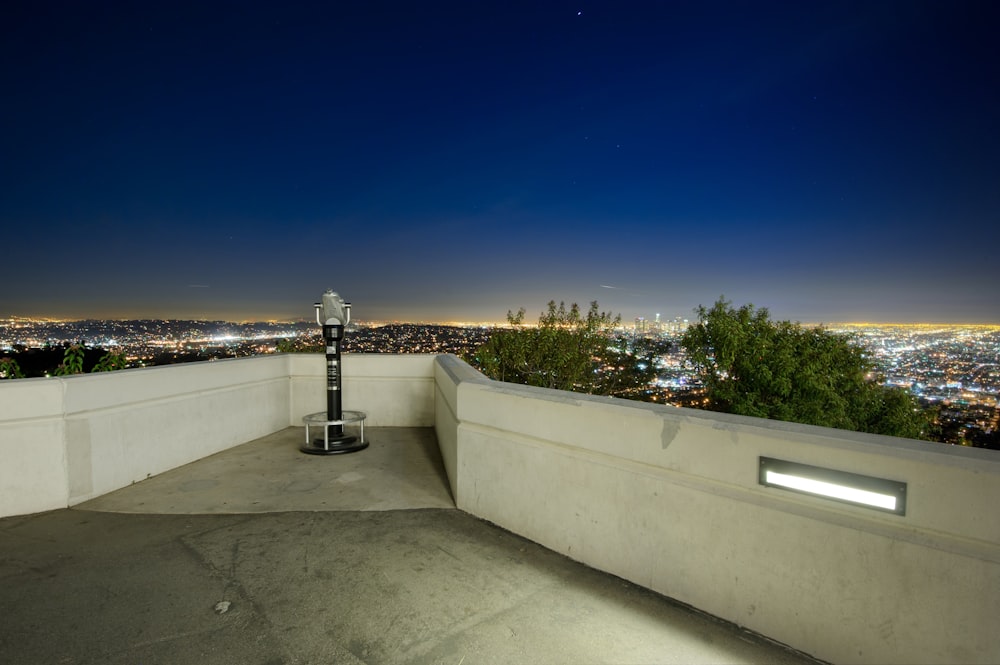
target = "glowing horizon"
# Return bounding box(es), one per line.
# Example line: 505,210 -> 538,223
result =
5,312 -> 1000,328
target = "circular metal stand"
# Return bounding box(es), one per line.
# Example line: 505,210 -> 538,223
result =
300,410 -> 368,455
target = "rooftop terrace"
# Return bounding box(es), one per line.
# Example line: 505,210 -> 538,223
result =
1,353 -> 998,664
2,426 -> 817,664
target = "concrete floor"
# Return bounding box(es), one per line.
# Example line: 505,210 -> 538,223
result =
0,427 -> 825,665
80,426 -> 454,514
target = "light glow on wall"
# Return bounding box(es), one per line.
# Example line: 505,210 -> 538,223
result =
764,470 -> 898,511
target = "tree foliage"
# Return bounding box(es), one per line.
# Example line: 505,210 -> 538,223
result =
91,351 -> 127,372
276,337 -> 323,353
2,344 -> 129,378
52,344 -> 86,376
469,300 -> 657,398
680,297 -> 931,439
0,357 -> 25,379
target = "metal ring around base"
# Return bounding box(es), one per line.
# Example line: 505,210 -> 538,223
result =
301,410 -> 368,455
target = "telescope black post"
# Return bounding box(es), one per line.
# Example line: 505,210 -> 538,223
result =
303,321 -> 359,451
324,322 -> 345,435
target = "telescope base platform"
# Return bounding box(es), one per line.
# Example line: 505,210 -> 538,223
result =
300,436 -> 367,455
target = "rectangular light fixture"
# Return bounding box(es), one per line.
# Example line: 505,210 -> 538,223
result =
759,457 -> 907,515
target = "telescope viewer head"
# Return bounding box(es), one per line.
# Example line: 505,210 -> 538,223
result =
315,289 -> 351,326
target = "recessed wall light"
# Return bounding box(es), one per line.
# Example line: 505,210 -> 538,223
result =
759,457 -> 907,515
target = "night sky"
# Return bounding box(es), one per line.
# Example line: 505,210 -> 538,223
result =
3,1 -> 998,324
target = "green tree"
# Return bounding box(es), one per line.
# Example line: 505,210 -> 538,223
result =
680,297 -> 931,439
0,357 -> 25,379
469,300 -> 656,397
91,351 -> 127,372
276,337 -> 323,353
52,344 -> 85,376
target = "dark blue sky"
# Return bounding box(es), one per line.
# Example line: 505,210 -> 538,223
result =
2,1 -> 998,323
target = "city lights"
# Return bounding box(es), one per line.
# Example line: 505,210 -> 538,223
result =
1,317 -> 998,446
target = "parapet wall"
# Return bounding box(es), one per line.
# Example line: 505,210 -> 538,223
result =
0,353 -> 435,518
290,353 -> 435,427
433,354 -> 1000,665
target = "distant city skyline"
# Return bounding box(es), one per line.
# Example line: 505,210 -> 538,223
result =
2,2 -> 998,325
5,308 -> 1000,327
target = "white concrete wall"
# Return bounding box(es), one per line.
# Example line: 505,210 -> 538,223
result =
0,353 -> 437,518
433,354 -> 1000,665
63,355 -> 291,505
433,352 -> 483,500
289,353 -> 435,427
0,378 -> 69,516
